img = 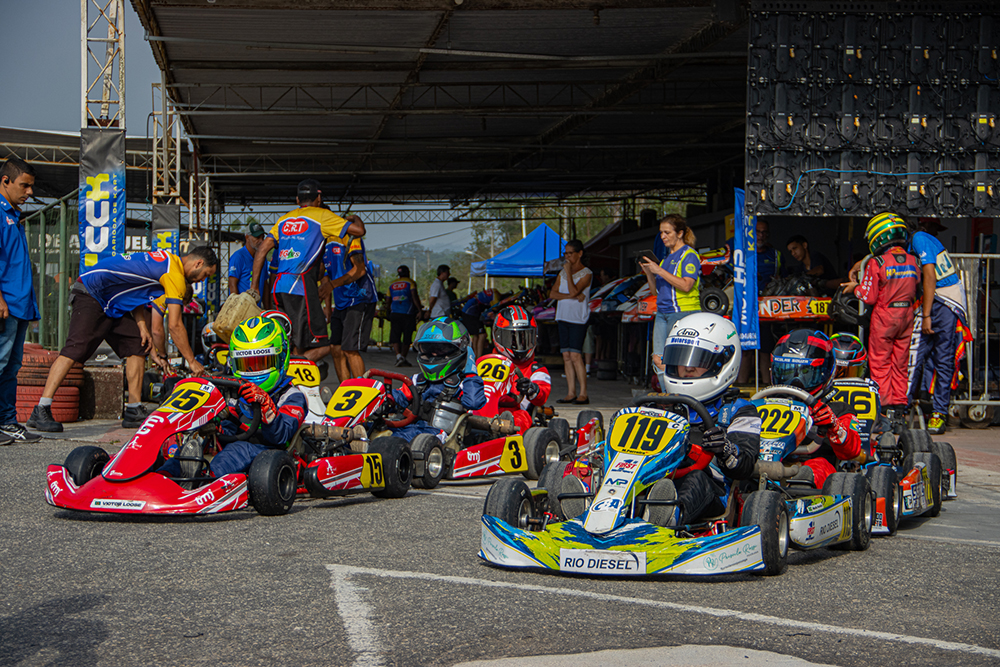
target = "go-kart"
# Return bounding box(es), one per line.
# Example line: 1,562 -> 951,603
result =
829,378 -> 953,535
480,395 -> 786,577
46,376 -> 294,516
748,386 -> 874,552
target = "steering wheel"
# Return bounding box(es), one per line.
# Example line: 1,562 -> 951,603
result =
751,384 -> 817,407
365,369 -> 420,428
208,377 -> 264,444
628,394 -> 716,475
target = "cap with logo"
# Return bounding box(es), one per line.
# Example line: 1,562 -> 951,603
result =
246,221 -> 265,238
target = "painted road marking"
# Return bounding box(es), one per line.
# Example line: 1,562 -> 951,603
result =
897,534 -> 1000,548
329,566 -> 383,667
409,491 -> 485,500
326,564 -> 1000,661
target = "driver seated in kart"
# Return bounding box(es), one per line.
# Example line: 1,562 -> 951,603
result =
491,305 -> 552,434
770,329 -> 866,489
158,315 -> 307,480
388,317 -> 486,443
655,313 -> 762,525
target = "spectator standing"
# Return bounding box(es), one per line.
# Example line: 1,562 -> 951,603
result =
786,235 -> 839,293
228,222 -> 268,304
324,234 -> 378,381
28,248 -> 218,432
426,264 -> 451,318
639,214 -> 700,390
0,158 -> 40,444
387,265 -> 422,367
445,277 -> 460,304
455,288 -> 495,359
250,179 -> 365,362
550,239 -> 592,404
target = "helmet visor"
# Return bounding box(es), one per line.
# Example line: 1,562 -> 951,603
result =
662,338 -> 734,378
495,327 -> 536,356
229,347 -> 281,375
416,341 -> 460,361
771,356 -> 827,390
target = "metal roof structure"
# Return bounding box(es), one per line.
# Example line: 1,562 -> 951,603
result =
130,0 -> 748,206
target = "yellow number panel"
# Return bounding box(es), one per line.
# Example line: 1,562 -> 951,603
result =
325,385 -> 382,417
360,453 -> 385,488
500,436 -> 527,472
608,414 -> 678,456
288,359 -> 320,387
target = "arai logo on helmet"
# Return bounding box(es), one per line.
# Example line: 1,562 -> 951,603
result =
675,328 -> 699,337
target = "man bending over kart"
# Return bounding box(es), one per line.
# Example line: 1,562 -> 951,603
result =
769,329 -> 866,489
491,306 -> 552,434
387,317 -> 486,443
655,313 -> 761,525
158,316 -> 307,480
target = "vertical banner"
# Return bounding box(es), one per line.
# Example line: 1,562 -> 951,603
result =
151,204 -> 181,255
79,128 -> 126,272
733,188 -> 759,350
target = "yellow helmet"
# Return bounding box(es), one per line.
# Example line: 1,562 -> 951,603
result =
228,316 -> 290,392
865,213 -> 909,256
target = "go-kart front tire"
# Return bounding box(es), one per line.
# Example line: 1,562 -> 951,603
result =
64,446 -> 110,486
930,441 -> 957,499
740,490 -> 789,576
900,428 -> 932,457
644,478 -> 678,527
867,465 -> 899,536
368,437 -> 413,499
576,410 -> 603,431
248,449 -> 297,516
484,477 -> 535,530
410,434 -> 445,490
910,451 -> 942,517
523,427 -> 561,480
538,460 -> 571,520
548,418 -> 571,449
824,472 -> 873,551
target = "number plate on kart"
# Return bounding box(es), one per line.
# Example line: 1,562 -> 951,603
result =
477,357 -> 511,383
608,414 -> 681,456
288,359 -> 320,387
756,402 -> 808,440
325,385 -> 382,418
158,381 -> 213,413
830,386 -> 877,421
560,548 -> 646,575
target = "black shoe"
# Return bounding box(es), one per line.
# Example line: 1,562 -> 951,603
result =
0,431 -> 13,446
122,404 -> 151,428
26,405 -> 64,433
0,422 -> 42,443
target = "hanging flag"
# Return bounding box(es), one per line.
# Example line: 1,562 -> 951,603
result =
78,128 -> 126,272
733,188 -> 759,350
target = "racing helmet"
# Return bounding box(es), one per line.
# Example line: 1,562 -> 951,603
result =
228,316 -> 290,392
770,329 -> 835,396
865,212 -> 909,256
201,322 -> 218,351
493,305 -> 537,363
414,317 -> 470,382
660,312 -> 740,404
259,309 -> 293,337
830,332 -> 868,378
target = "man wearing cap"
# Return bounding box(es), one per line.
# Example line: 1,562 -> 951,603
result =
387,265 -> 422,367
228,221 -> 269,305
250,179 -> 366,362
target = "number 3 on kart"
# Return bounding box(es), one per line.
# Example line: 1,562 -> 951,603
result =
500,436 -> 527,472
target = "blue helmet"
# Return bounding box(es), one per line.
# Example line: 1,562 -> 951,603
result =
414,317 -> 470,382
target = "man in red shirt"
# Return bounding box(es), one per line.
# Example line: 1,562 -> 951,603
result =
492,306 -> 551,434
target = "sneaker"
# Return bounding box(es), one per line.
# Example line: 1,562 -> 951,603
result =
395,357 -> 412,367
122,404 -> 151,429
0,431 -> 13,446
927,412 -> 946,435
0,422 -> 41,443
26,405 -> 64,433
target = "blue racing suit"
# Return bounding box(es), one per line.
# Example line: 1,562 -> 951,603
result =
388,350 -> 486,443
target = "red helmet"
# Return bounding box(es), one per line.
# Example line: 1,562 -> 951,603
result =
770,329 -> 835,396
493,305 -> 537,363
259,309 -> 293,337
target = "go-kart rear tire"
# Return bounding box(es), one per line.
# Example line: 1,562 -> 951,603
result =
823,472 -> 873,551
368,437 -> 413,499
911,451 -> 942,517
900,428 -> 932,457
867,465 -> 899,537
248,449 -> 297,516
644,478 -> 679,527
410,434 -> 445,490
523,427 -> 561,480
548,418 -> 571,448
739,490 -> 789,576
64,446 -> 110,486
930,441 -> 957,499
538,460 -> 571,520
559,473 -> 590,520
484,477 -> 535,530
576,409 -> 604,431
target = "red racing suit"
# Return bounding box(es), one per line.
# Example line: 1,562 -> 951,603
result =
800,400 -> 864,489
855,247 -> 920,405
497,356 -> 551,434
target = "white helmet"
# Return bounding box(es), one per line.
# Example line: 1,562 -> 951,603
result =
661,312 -> 741,404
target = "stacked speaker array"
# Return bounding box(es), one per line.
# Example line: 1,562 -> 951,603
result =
745,2 -> 1000,217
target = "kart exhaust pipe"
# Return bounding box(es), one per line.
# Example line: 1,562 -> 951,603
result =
305,424 -> 369,452
754,460 -> 802,480
466,414 -> 519,436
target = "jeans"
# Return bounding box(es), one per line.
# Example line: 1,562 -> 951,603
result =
908,300 -> 960,415
0,317 -> 29,425
652,311 -> 696,389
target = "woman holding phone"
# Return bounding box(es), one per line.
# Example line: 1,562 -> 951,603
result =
550,239 -> 592,404
639,214 -> 701,389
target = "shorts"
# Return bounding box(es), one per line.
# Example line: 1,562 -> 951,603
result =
331,303 -> 376,352
388,312 -> 417,346
460,312 -> 485,336
275,291 -> 329,351
557,320 -> 587,354
61,291 -> 146,363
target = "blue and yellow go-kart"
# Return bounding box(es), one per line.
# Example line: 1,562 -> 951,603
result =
479,394 -> 788,577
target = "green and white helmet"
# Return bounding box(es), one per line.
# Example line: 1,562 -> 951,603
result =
413,317 -> 470,382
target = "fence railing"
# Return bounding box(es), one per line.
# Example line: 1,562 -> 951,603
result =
953,253 -> 1000,410
22,191 -> 80,349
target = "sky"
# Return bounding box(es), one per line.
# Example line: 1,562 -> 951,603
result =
0,1 -> 473,252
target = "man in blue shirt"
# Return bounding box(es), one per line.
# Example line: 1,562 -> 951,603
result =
0,158 -> 41,443
227,221 -> 269,304
387,265 -> 422,367
323,235 -> 377,381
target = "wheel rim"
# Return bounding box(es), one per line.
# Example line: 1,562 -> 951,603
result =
516,498 -> 532,529
895,484 -> 903,518
863,492 -> 873,531
777,511 -> 789,558
427,447 -> 443,478
278,465 -> 296,502
969,405 -> 987,422
544,441 -> 561,465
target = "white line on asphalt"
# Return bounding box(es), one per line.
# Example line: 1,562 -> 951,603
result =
408,491 -> 485,500
329,566 -> 384,667
325,564 -> 1000,660
897,534 -> 1000,548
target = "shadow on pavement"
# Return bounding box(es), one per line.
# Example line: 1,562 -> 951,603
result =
0,594 -> 109,667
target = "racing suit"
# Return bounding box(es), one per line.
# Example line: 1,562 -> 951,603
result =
797,399 -> 863,489
855,247 -> 919,406
159,376 -> 307,478
389,351 -> 486,443
674,395 -> 760,523
496,356 -> 551,434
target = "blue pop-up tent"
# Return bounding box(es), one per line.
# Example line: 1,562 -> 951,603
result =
470,224 -> 565,277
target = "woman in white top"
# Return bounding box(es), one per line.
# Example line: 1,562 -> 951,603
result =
549,239 -> 592,404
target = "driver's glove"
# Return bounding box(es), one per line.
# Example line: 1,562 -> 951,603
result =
702,426 -> 739,469
809,402 -> 837,427
239,382 -> 278,424
516,377 -> 540,400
